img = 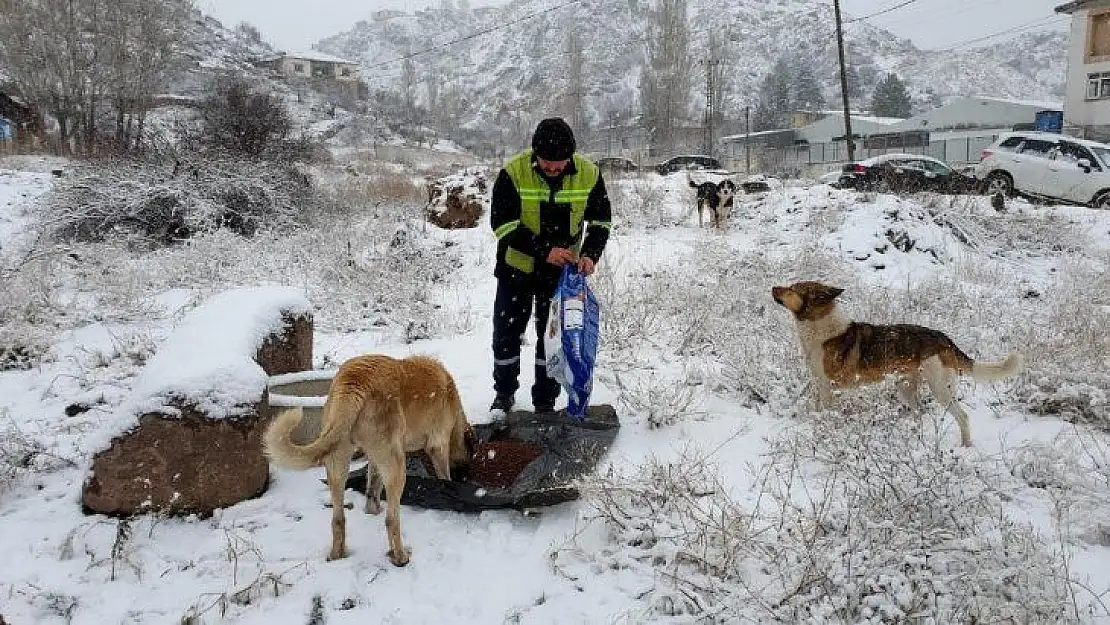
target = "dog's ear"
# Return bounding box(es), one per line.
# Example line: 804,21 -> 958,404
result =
814,284 -> 844,304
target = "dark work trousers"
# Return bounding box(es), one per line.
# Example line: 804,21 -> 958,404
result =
492,276 -> 561,408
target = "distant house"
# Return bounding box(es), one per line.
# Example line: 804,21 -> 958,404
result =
1056,0 -> 1110,141
256,51 -> 360,82
0,92 -> 42,141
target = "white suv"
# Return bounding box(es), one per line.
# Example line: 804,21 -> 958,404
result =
976,131 -> 1110,208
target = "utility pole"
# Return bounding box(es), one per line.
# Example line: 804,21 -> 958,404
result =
833,0 -> 856,162
745,105 -> 751,174
703,58 -> 720,156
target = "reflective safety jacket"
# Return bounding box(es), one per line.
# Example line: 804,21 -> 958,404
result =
490,150 -> 612,282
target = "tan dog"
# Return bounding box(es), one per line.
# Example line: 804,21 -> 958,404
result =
264,354 -> 474,566
771,281 -> 1023,447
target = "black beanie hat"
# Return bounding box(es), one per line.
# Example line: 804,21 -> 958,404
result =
531,117 -> 576,161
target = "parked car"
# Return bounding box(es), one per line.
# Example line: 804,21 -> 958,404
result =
838,153 -> 980,194
655,155 -> 723,175
818,169 -> 844,186
596,156 -> 639,173
975,131 -> 1110,208
740,174 -> 780,194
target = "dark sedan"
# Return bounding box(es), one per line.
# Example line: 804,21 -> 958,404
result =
596,156 -> 639,173
839,154 -> 981,194
655,155 -> 723,175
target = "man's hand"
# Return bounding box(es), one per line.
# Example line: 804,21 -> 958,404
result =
546,247 -> 577,267
577,256 -> 596,276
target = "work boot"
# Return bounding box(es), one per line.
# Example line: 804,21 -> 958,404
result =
490,394 -> 515,414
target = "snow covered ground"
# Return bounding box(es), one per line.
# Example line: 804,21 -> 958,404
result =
1,159 -> 1109,624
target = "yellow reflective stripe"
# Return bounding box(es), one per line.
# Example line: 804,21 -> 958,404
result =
505,246 -> 535,273
494,220 -> 520,239
589,221 -> 612,230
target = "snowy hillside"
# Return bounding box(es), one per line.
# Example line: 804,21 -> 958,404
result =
313,0 -> 1066,134
1,153 -> 1109,622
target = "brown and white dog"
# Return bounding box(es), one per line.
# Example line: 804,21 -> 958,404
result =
264,354 -> 475,566
689,177 -> 737,228
771,281 -> 1023,447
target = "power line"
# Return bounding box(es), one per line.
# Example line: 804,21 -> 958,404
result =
360,0 -> 581,71
876,0 -> 1006,28
845,0 -> 920,23
935,15 -> 1066,51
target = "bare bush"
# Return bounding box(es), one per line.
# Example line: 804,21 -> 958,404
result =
561,448 -> 749,621
0,412 -> 77,498
608,176 -> 676,229
324,167 -> 425,216
749,408 -> 1077,624
614,368 -> 704,429
1020,376 -> 1110,431
934,196 -> 1092,256
590,261 -> 684,361
41,159 -> 317,244
180,529 -> 310,623
201,78 -> 292,157
559,403 -> 1094,623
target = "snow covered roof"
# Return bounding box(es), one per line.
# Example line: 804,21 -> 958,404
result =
281,50 -> 357,65
972,96 -> 1063,111
720,128 -> 796,141
815,111 -> 905,125
1055,0 -> 1108,14
850,115 -> 905,125
86,285 -> 312,454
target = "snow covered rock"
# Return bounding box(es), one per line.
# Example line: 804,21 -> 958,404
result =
425,168 -> 489,229
81,287 -> 313,518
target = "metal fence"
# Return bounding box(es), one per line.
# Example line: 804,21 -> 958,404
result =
721,134 -> 1002,176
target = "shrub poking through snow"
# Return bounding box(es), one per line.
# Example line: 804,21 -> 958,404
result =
41,159 -> 316,244
561,402 -> 1084,622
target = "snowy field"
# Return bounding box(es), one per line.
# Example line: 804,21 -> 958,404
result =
2,155 -> 1110,624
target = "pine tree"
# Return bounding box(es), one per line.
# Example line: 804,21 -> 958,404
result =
752,59 -> 793,131
833,62 -> 862,102
870,73 -> 912,118
791,62 -> 826,111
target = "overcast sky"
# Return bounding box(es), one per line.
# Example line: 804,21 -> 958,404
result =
201,0 -> 1069,55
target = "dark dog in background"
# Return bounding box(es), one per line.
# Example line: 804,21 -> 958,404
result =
689,178 -> 737,228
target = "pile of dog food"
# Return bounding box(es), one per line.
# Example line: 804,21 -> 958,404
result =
467,439 -> 544,489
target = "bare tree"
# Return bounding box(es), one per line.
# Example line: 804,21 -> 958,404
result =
401,53 -> 417,116
201,78 -> 291,156
707,29 -> 728,128
0,0 -> 96,152
563,28 -> 586,138
638,0 -> 691,154
103,0 -> 190,152
0,0 -> 191,155
424,69 -> 440,123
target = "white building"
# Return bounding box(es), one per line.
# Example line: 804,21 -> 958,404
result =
889,96 -> 1061,133
257,51 -> 360,82
1056,0 -> 1110,141
795,112 -> 904,143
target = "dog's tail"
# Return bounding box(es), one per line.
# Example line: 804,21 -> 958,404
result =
969,352 -> 1024,382
264,393 -> 361,470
